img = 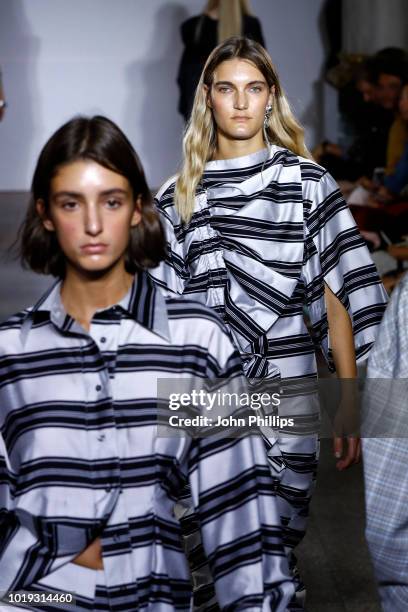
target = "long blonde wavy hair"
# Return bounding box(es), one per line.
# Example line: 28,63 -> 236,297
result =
175,36 -> 312,222
203,0 -> 253,43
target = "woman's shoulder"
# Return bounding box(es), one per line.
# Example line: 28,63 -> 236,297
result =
0,309 -> 31,332
155,174 -> 178,203
180,15 -> 203,42
243,14 -> 262,26
181,15 -> 201,29
270,145 -> 327,176
242,15 -> 264,42
0,308 -> 33,356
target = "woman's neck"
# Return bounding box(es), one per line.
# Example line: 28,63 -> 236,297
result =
214,132 -> 267,160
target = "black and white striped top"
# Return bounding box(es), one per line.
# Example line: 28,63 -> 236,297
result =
0,271 -> 294,610
150,146 -> 388,379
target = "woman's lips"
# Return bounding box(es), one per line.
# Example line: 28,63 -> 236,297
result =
81,244 -> 108,254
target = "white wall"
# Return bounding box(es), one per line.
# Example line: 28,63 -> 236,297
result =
343,0 -> 408,55
0,0 -> 327,191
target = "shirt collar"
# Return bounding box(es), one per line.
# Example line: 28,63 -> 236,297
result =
125,270 -> 170,341
204,146 -> 272,172
21,271 -> 170,342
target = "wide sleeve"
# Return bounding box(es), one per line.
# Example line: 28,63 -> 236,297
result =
0,432 -> 57,592
302,171 -> 388,371
149,187 -> 190,295
185,434 -> 294,611
173,317 -> 293,610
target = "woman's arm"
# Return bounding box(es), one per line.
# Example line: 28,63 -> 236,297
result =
325,284 -> 360,470
325,284 -> 357,378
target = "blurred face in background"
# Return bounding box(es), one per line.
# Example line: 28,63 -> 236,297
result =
356,78 -> 377,104
375,73 -> 403,110
399,84 -> 408,122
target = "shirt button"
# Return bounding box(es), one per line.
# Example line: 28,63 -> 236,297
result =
96,385 -> 102,392
105,486 -> 112,493
100,337 -> 107,343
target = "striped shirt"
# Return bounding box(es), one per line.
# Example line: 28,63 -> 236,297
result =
0,271 -> 294,611
362,273 -> 408,611
150,146 -> 388,380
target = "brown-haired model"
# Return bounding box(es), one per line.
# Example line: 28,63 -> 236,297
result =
0,115 -> 294,610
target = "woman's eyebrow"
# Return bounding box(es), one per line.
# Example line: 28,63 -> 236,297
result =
52,188 -> 128,199
99,188 -> 129,197
214,79 -> 267,86
52,190 -> 82,199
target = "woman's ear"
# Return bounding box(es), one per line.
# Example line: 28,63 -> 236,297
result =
131,194 -> 142,227
268,84 -> 276,107
36,199 -> 55,232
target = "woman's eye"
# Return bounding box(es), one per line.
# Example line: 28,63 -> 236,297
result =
106,199 -> 121,209
218,87 -> 231,93
250,86 -> 262,93
61,201 -> 78,210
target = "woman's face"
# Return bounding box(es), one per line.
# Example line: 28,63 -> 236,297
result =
399,84 -> 408,122
37,159 -> 141,278
206,58 -> 273,145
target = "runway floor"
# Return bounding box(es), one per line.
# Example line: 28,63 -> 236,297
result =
0,192 -> 381,611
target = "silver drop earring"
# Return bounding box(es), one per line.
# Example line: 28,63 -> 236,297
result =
263,104 -> 273,146
264,104 -> 272,128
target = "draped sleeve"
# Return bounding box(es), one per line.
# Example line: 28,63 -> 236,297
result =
150,178 -> 190,295
184,433 -> 294,610
302,170 -> 388,371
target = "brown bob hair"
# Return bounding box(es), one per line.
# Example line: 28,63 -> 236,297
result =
19,115 -> 165,277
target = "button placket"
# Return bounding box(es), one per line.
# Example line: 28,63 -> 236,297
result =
86,322 -> 122,502
100,321 -> 125,504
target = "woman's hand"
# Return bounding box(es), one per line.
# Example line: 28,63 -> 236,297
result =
72,537 -> 104,570
332,387 -> 361,470
333,435 -> 361,470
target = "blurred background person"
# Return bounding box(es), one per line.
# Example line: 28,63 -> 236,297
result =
177,0 -> 264,121
315,47 -> 408,184
383,79 -> 408,194
345,76 -> 408,256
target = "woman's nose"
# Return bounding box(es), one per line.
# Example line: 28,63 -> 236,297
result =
234,90 -> 248,110
84,205 -> 103,235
